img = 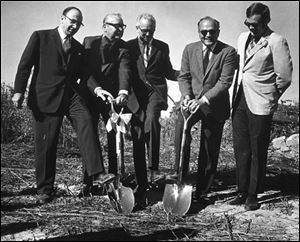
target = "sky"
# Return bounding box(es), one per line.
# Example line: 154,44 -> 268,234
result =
1,1 -> 299,114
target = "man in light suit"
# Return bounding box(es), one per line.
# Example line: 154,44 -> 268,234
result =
174,16 -> 237,205
229,2 -> 293,210
81,13 -> 131,196
12,7 -> 113,204
127,13 -> 179,209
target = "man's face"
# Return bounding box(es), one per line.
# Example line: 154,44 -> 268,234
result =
244,14 -> 266,40
103,15 -> 126,41
137,18 -> 155,43
61,9 -> 83,36
198,19 -> 219,47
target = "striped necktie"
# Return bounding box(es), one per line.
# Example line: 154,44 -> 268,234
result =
245,38 -> 255,60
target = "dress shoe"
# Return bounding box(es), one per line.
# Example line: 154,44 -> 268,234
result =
245,194 -> 260,211
36,192 -> 55,204
193,195 -> 214,206
165,172 -> 178,181
228,192 -> 247,205
93,173 -> 116,187
133,185 -> 149,212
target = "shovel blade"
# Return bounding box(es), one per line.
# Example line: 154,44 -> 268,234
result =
119,184 -> 135,214
162,182 -> 178,214
172,184 -> 193,216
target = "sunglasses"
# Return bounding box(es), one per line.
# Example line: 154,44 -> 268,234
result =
105,22 -> 127,30
200,29 -> 218,36
244,20 -> 260,28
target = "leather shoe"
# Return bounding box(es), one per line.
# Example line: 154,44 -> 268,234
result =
193,195 -> 214,206
36,192 -> 55,204
133,185 -> 149,211
93,173 -> 116,187
228,193 -> 247,205
166,172 -> 178,181
245,194 -> 260,211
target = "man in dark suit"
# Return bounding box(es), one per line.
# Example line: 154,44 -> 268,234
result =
12,7 -> 114,204
127,13 -> 179,209
81,13 -> 131,187
174,16 -> 237,204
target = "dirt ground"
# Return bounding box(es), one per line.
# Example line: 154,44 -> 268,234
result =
1,143 -> 299,241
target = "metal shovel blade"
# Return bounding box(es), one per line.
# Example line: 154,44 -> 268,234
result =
119,183 -> 135,214
163,182 -> 178,214
171,184 -> 193,216
106,182 -> 135,214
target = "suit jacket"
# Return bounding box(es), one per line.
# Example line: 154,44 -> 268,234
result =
232,29 -> 293,115
127,38 -> 177,113
82,35 -> 131,105
178,40 -> 237,121
14,28 -> 85,113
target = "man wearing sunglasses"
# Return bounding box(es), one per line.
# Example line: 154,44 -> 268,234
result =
126,13 -> 179,210
230,2 -> 293,211
12,7 -> 111,204
174,16 -> 237,205
81,13 -> 131,196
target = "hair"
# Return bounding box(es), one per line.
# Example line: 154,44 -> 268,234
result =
136,13 -> 156,29
62,6 -> 82,17
246,2 -> 271,24
102,13 -> 123,25
197,16 -> 220,29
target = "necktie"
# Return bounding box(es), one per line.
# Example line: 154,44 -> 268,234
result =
62,36 -> 71,54
143,44 -> 150,67
203,48 -> 210,73
245,37 -> 255,60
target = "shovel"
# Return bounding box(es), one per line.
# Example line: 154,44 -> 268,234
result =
163,105 -> 197,217
105,100 -> 135,214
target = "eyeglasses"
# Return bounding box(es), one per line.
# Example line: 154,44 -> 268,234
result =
105,22 -> 127,31
64,15 -> 84,27
138,27 -> 155,34
244,20 -> 259,28
200,29 -> 218,36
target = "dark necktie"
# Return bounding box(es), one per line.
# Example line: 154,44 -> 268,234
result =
203,48 -> 210,73
143,44 -> 150,67
245,37 -> 255,60
62,36 -> 71,54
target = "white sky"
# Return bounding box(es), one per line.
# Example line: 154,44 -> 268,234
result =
1,1 -> 299,115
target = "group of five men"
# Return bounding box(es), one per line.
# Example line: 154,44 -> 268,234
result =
12,2 -> 293,212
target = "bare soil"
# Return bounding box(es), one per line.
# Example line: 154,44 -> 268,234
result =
1,142 -> 299,241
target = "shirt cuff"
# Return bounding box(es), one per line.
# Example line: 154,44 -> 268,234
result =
94,87 -> 102,94
201,96 -> 210,105
118,90 -> 128,96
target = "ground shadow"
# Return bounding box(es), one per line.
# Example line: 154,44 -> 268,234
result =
42,227 -> 197,241
1,222 -> 42,236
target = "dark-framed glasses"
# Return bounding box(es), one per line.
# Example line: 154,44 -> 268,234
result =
138,27 -> 155,34
244,20 -> 259,28
64,15 -> 84,27
200,29 -> 218,36
105,22 -> 127,31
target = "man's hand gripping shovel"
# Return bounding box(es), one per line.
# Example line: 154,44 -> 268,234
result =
105,97 -> 135,214
163,104 -> 198,218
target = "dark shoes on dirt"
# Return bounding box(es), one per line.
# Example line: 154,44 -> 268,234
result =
229,193 -> 260,211
93,173 -> 116,187
36,191 -> 55,204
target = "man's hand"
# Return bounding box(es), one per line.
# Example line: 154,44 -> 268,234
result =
115,93 -> 128,106
95,88 -> 114,102
187,97 -> 207,113
12,93 -> 24,109
182,95 -> 191,109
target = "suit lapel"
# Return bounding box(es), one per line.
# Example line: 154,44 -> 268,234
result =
195,42 -> 205,77
147,40 -> 158,66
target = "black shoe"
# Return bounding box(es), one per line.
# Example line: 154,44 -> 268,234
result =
193,195 -> 214,206
245,194 -> 260,211
133,185 -> 149,212
228,193 -> 247,205
93,173 -> 116,187
150,170 -> 165,183
36,192 -> 55,204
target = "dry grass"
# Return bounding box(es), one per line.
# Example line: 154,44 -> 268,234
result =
1,128 -> 299,241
